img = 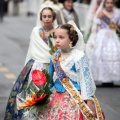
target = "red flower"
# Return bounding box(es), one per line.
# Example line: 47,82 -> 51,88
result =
32,70 -> 47,86
34,94 -> 46,103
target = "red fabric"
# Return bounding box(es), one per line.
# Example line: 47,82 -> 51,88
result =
47,92 -> 84,120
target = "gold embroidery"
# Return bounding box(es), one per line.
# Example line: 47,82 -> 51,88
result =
70,25 -> 75,31
62,80 -> 103,120
53,54 -> 103,120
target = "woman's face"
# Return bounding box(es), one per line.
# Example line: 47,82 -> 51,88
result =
64,0 -> 73,11
41,9 -> 54,26
54,28 -> 71,50
104,0 -> 114,12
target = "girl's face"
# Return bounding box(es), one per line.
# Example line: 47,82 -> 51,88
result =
64,0 -> 73,11
41,9 -> 54,26
54,28 -> 71,50
104,0 -> 114,12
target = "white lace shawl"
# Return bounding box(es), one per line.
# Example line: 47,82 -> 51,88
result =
53,49 -> 96,100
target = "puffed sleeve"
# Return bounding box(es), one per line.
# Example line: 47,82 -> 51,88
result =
49,58 -> 55,91
76,52 -> 96,100
93,12 -> 102,25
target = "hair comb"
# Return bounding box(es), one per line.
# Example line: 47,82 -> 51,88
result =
70,26 -> 75,31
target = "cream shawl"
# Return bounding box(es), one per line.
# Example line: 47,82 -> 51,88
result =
25,26 -> 51,65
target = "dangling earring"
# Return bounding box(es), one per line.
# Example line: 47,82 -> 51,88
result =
69,41 -> 72,48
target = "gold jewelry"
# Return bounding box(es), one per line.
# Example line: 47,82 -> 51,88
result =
59,57 -> 66,61
69,41 -> 72,48
59,48 -> 72,61
43,26 -> 53,32
70,25 -> 75,31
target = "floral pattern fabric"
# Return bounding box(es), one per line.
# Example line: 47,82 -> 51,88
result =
4,59 -> 34,120
38,91 -> 84,120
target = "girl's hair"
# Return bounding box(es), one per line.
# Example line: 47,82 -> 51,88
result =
40,7 -> 56,21
58,24 -> 78,46
103,0 -> 114,7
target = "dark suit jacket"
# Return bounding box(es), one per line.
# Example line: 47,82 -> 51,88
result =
56,8 -> 80,28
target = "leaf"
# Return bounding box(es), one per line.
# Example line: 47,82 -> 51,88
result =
27,81 -> 39,93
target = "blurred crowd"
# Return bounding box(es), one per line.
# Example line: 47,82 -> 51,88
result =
1,0 -> 120,86
0,0 -> 120,20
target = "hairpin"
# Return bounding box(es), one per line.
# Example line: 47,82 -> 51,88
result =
70,25 -> 74,31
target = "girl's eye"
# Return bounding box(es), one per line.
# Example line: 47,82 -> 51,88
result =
48,15 -> 52,18
42,15 -> 46,18
60,36 -> 64,39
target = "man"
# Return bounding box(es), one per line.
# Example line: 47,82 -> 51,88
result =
57,0 -> 80,28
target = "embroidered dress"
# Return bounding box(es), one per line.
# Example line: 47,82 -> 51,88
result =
4,27 -> 55,120
38,49 -> 96,120
89,8 -> 120,83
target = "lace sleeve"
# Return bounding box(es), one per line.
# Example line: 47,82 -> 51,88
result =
76,53 -> 96,100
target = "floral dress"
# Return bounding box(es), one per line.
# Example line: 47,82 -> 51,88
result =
4,27 -> 55,120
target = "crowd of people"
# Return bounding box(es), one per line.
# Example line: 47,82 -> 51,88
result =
3,0 -> 120,119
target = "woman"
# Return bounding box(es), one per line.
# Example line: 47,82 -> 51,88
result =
4,6 -> 57,120
84,0 -> 103,42
57,0 -> 79,28
89,0 -> 120,84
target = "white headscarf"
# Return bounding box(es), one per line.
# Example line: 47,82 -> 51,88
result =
25,6 -> 58,65
67,20 -> 85,51
36,5 -> 58,28
84,0 -> 98,39
85,0 -> 105,59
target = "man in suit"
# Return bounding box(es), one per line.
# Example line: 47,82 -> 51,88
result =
56,0 -> 80,28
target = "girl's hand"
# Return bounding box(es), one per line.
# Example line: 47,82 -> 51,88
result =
87,100 -> 97,118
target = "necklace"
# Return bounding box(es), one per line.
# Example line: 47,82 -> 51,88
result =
43,26 -> 53,32
59,48 -> 73,61
60,48 -> 73,53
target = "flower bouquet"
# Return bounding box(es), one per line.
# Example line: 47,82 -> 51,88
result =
18,69 -> 52,119
48,34 -> 57,55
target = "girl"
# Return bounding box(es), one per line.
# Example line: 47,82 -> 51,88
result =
38,21 -> 105,120
88,0 -> 120,84
4,6 -> 57,120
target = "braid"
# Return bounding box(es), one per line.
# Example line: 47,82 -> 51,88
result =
69,28 -> 78,46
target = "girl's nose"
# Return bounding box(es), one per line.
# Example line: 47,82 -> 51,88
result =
55,39 -> 59,43
45,17 -> 49,20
